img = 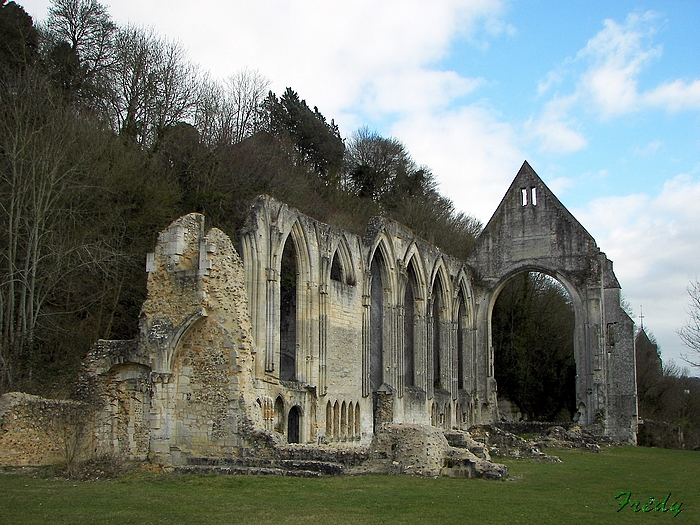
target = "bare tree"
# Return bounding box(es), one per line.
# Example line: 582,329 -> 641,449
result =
223,68 -> 270,144
192,74 -> 223,146
46,0 -> 116,81
107,25 -> 199,146
194,68 -> 270,146
679,279 -> 700,368
0,72 -> 117,391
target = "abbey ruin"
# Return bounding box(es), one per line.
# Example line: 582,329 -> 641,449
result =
0,162 -> 638,469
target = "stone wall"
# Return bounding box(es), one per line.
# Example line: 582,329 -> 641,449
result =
141,218 -> 259,463
0,393 -> 91,467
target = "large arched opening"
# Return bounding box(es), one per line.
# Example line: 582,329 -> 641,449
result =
431,271 -> 449,393
491,271 -> 576,422
369,251 -> 385,394
279,234 -> 297,381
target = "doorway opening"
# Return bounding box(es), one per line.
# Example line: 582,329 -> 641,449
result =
287,405 -> 301,443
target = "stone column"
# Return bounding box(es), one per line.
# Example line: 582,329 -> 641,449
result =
265,267 -> 277,373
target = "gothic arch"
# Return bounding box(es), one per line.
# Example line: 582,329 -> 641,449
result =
467,161 -> 637,441
362,232 -> 398,397
489,265 -> 581,419
401,242 -> 428,301
275,219 -> 313,383
429,257 -> 453,318
365,231 -> 399,301
158,308 -> 207,374
453,271 -> 475,394
276,219 -> 313,287
399,249 -> 428,394
429,259 -> 452,398
329,235 -> 356,286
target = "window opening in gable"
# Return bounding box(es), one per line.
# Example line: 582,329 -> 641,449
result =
521,188 -> 528,206
531,187 -> 538,206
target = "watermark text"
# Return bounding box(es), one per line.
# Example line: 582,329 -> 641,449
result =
615,491 -> 683,517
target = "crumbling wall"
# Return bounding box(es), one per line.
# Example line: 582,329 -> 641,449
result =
144,219 -> 258,463
0,392 -> 92,467
370,424 -> 507,478
76,215 -> 260,464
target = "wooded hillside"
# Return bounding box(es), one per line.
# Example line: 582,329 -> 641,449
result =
0,0 -> 481,395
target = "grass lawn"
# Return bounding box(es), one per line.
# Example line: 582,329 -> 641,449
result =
0,446 -> 698,525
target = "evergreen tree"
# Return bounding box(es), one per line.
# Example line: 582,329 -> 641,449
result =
0,1 -> 39,74
266,88 -> 345,181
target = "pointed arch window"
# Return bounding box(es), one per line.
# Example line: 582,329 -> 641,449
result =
330,241 -> 355,286
280,235 -> 297,381
369,251 -> 384,393
404,264 -> 417,388
457,291 -> 465,390
330,252 -> 343,282
432,276 -> 445,390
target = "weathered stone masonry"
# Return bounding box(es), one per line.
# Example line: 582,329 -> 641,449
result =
0,162 -> 639,466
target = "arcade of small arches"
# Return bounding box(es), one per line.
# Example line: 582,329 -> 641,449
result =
325,400 -> 361,442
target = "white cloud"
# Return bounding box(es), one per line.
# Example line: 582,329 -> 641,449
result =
633,140 -> 663,156
643,79 -> 700,111
391,106 -> 524,222
579,13 -> 700,115
537,71 -> 563,96
526,95 -> 587,153
530,11 -> 700,153
89,0 -> 507,125
573,173 -> 700,364
577,12 -> 661,117
359,70 -> 485,116
546,176 -> 577,196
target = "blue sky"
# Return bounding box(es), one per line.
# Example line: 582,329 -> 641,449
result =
21,0 -> 700,369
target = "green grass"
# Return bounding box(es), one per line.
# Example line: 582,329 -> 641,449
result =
0,447 -> 698,524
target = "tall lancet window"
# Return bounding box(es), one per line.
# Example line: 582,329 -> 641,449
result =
279,236 -> 297,381
432,279 -> 444,389
370,252 -> 384,392
404,266 -> 416,388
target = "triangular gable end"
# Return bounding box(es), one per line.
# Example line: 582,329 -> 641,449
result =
468,161 -> 601,281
